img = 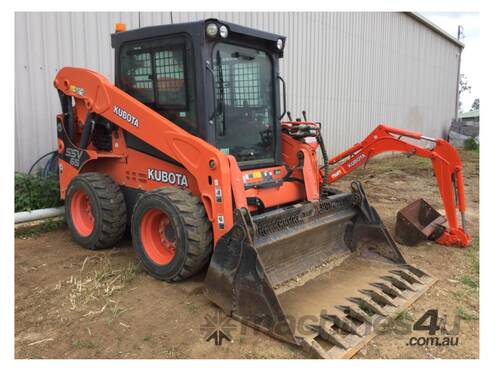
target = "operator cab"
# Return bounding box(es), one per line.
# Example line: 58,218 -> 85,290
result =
112,19 -> 286,170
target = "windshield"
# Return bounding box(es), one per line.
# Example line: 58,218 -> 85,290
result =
212,43 -> 275,166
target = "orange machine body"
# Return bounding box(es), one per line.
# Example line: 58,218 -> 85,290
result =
55,66 -> 470,248
55,68 -> 318,245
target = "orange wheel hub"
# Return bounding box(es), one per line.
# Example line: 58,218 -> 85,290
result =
70,190 -> 95,236
140,208 -> 177,265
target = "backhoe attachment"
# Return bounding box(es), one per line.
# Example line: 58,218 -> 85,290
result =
325,124 -> 471,247
204,181 -> 435,358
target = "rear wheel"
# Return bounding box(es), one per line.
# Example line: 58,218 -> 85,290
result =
131,188 -> 212,281
65,173 -> 127,249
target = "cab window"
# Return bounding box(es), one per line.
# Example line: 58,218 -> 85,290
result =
119,36 -> 197,134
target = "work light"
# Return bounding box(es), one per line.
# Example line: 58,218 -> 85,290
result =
276,39 -> 284,50
219,25 -> 229,38
206,23 -> 219,37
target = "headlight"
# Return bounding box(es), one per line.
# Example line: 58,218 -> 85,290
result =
206,23 -> 219,37
276,39 -> 284,50
219,25 -> 229,38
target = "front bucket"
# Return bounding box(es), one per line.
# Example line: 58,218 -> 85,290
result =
395,199 -> 446,246
204,182 -> 435,358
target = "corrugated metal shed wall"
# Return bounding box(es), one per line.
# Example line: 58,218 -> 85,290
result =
15,12 -> 461,172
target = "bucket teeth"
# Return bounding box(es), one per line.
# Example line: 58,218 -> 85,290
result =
293,263 -> 436,359
369,282 -> 406,299
390,269 -> 423,285
301,336 -> 329,359
401,264 -> 431,279
381,275 -> 416,292
321,313 -> 363,337
308,324 -> 349,349
347,297 -> 387,317
335,305 -> 374,325
360,289 -> 397,307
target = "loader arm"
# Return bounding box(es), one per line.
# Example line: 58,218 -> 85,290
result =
325,124 -> 470,247
54,67 -> 236,243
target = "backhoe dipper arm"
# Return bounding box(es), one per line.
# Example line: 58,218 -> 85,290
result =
325,124 -> 470,247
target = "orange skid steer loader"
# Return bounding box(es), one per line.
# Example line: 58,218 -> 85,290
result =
54,19 -> 470,358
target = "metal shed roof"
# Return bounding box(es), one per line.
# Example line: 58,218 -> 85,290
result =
458,110 -> 479,119
405,12 -> 465,49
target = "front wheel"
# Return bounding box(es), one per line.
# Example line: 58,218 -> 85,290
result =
131,188 -> 213,281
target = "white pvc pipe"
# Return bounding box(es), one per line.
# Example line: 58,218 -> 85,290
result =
15,207 -> 65,224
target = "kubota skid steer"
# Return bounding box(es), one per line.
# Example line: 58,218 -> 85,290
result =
53,19 -> 470,358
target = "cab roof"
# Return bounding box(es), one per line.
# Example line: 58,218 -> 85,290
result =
111,18 -> 286,53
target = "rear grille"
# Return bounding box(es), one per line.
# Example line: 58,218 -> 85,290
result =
91,124 -> 112,151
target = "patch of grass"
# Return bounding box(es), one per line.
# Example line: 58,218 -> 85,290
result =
15,172 -> 62,212
143,335 -> 153,342
451,289 -> 468,301
396,309 -> 412,322
121,261 -> 140,283
462,237 -> 479,288
73,339 -> 96,349
451,236 -> 479,307
65,256 -> 139,318
457,306 -> 479,321
464,137 -> 479,152
468,237 -> 480,274
15,218 -> 66,238
461,275 -> 478,289
108,301 -> 128,325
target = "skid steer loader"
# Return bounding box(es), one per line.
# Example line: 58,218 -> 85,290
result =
53,19 -> 470,358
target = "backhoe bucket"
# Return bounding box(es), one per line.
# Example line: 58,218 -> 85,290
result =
395,199 -> 446,246
204,182 -> 435,359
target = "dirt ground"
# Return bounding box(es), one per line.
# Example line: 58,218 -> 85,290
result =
14,150 -> 479,359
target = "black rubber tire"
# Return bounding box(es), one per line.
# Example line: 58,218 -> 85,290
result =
65,173 -> 127,250
131,187 -> 213,281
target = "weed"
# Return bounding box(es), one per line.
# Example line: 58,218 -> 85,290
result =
108,301 -> 128,325
121,261 -> 140,283
15,172 -> 62,212
462,237 -> 479,289
396,310 -> 412,322
451,289 -> 468,301
457,306 -> 479,321
143,335 -> 153,342
15,218 -> 66,238
467,237 -> 480,275
73,339 -> 96,349
461,275 -> 478,289
64,256 -> 138,322
464,137 -> 479,152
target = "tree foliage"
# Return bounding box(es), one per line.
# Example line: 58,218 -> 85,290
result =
471,98 -> 479,111
458,74 -> 472,113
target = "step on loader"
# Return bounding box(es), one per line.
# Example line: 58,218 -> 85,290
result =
53,19 -> 470,358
